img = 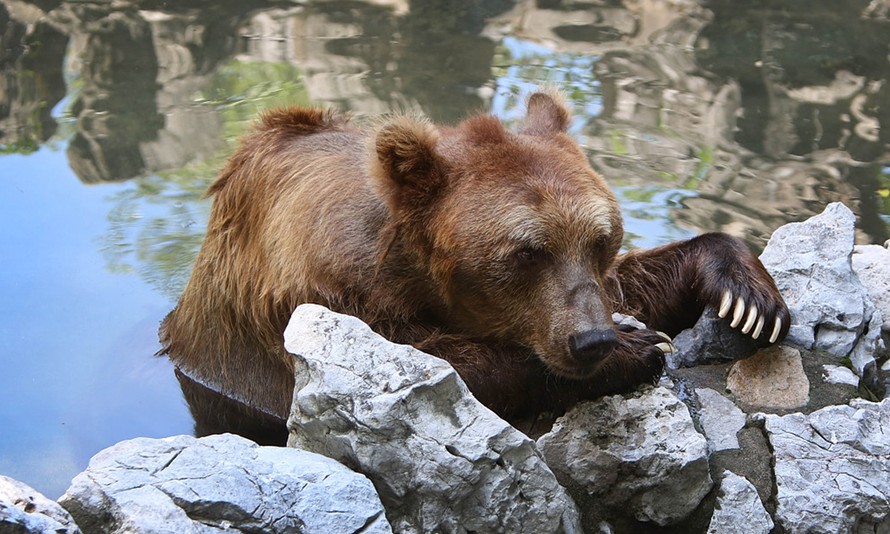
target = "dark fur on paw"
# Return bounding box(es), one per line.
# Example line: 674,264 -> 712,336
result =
596,328 -> 668,390
695,233 -> 791,345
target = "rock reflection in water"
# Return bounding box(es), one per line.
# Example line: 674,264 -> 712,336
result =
2,0 -> 887,249
0,4 -> 67,153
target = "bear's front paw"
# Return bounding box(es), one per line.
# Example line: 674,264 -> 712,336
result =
690,233 -> 791,345
715,285 -> 789,344
612,327 -> 671,386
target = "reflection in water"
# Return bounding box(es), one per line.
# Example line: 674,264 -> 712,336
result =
66,6 -> 164,182
0,4 -> 67,153
3,0 -> 887,249
697,0 -> 890,244
100,59 -> 311,299
1,0 -> 890,498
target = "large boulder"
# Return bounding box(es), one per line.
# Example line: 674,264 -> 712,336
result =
762,398 -> 890,533
759,202 -> 883,373
0,475 -> 81,534
536,386 -> 712,527
58,433 -> 391,534
284,304 -> 581,534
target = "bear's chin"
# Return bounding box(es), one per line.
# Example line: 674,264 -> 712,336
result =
538,356 -> 606,381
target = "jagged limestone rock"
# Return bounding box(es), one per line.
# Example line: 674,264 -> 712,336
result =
706,471 -> 773,534
0,475 -> 81,534
759,202 -> 882,373
695,388 -> 746,452
852,242 -> 890,335
536,387 -> 712,527
58,433 -> 391,534
285,304 -> 581,534
762,398 -> 890,533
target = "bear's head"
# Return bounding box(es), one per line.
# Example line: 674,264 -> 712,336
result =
370,91 -> 624,380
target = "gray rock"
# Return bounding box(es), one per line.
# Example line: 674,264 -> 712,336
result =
852,243 -> 890,334
612,312 -> 647,331
669,308 -> 759,369
284,304 -> 581,534
726,345 -> 810,410
58,433 -> 390,534
0,475 -> 81,534
695,388 -> 746,452
706,471 -> 773,534
849,307 -> 886,377
762,398 -> 890,533
536,386 -> 712,527
823,364 -> 860,387
759,202 -> 881,373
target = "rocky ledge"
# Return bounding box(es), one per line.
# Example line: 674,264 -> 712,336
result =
3,202 -> 888,534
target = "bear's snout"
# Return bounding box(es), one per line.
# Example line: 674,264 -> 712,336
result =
568,328 -> 618,363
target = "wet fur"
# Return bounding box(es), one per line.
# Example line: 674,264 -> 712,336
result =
160,95 -> 790,426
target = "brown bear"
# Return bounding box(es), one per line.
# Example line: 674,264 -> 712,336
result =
159,91 -> 789,437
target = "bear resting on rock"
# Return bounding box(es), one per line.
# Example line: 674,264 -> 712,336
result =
160,91 -> 790,432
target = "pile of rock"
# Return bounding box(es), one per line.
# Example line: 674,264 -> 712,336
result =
3,203 -> 888,533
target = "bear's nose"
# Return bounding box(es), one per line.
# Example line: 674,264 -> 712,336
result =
568,329 -> 618,362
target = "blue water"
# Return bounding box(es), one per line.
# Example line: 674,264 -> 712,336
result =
0,146 -> 194,497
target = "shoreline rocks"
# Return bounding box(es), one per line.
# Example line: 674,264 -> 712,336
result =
760,202 -> 885,374
763,399 -> 890,533
537,386 -> 712,528
57,434 -> 390,534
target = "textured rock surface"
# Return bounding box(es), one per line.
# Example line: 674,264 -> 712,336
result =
0,475 -> 81,534
823,364 -> 860,387
695,388 -> 746,452
726,345 -> 810,409
706,471 -> 773,534
58,433 -> 390,534
763,398 -> 890,533
852,242 -> 890,333
759,202 -> 881,372
612,312 -> 647,331
285,304 -> 581,534
537,386 -> 712,527
668,308 -> 759,368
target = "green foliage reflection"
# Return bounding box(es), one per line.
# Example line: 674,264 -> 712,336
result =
100,60 -> 311,300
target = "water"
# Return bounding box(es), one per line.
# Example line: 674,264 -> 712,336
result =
1,0 -> 888,499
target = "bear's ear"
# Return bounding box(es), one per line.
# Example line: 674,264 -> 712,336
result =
370,115 -> 447,213
522,90 -> 571,136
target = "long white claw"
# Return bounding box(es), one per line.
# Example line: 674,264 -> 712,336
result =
718,290 -> 733,318
769,317 -> 782,344
656,331 -> 672,342
655,342 -> 677,355
741,306 -> 758,334
730,297 -> 745,328
752,315 -> 765,340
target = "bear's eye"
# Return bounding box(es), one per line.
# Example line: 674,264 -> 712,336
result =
513,246 -> 547,266
589,235 -> 614,266
591,235 -> 609,251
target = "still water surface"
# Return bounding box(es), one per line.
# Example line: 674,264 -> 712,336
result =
1,0 -> 889,498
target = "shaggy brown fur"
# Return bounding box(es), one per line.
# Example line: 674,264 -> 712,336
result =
160,93 -> 790,429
